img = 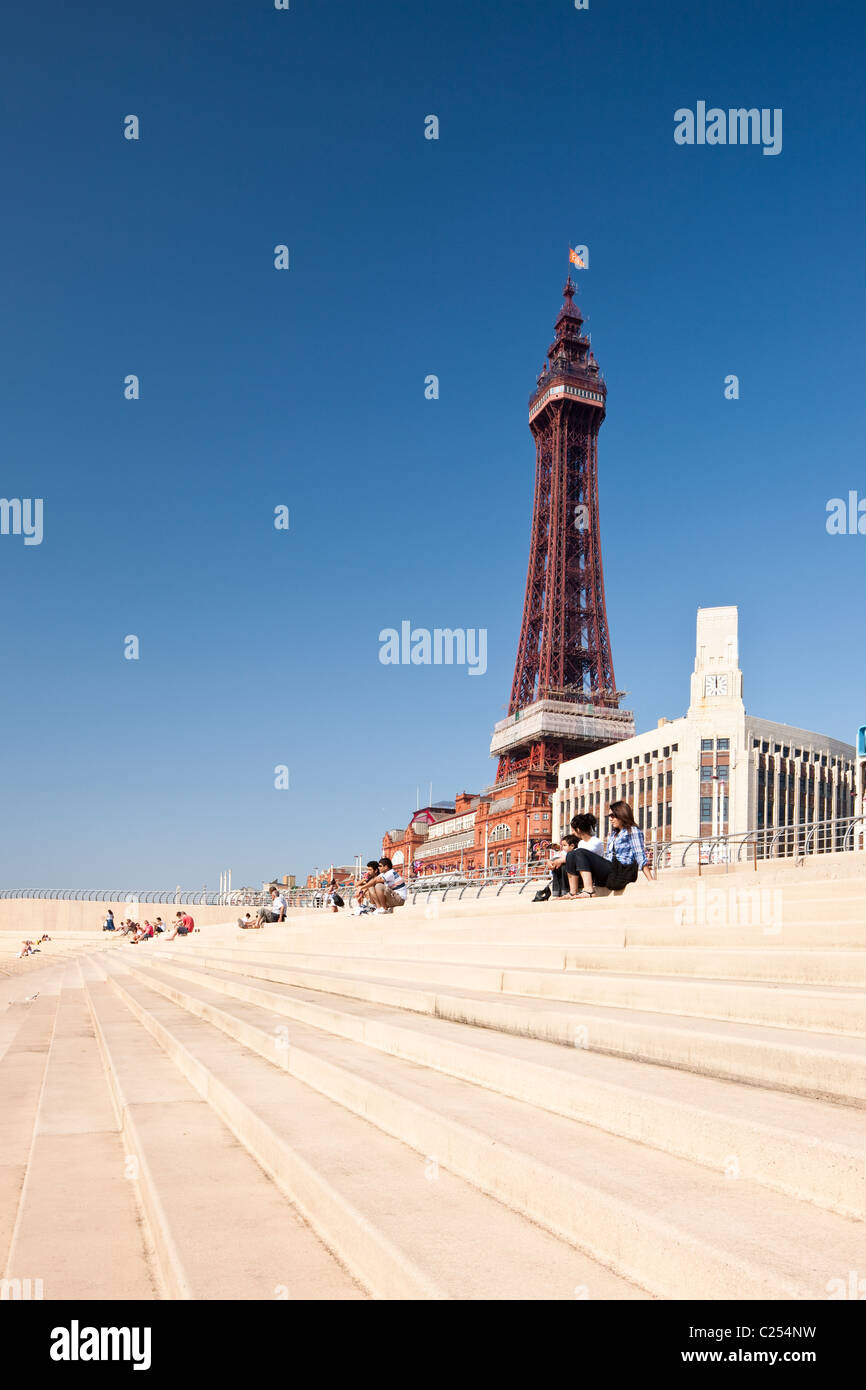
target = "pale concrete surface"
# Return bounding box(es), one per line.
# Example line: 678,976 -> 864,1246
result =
2,860 -> 865,1300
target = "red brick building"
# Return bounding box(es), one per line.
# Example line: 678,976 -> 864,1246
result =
382,771 -> 555,879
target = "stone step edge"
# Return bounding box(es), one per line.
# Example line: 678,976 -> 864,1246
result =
147,952 -> 866,1107
78,961 -> 189,1299
114,956 -> 815,1302
138,954 -> 866,1222
161,946 -> 866,1038
0,988 -> 62,1279
87,955 -> 445,1301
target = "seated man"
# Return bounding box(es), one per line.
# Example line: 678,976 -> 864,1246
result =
353,862 -> 380,915
237,912 -> 262,930
165,912 -> 195,941
359,857 -> 407,914
255,886 -> 287,927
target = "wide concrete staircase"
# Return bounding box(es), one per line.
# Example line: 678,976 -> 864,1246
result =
3,866 -> 866,1300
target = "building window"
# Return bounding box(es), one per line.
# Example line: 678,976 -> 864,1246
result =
663,746 -> 670,758
666,770 -> 672,787
716,765 -> 729,781
646,809 -> 652,829
700,764 -> 714,781
671,743 -> 679,752
701,739 -> 714,752
505,850 -> 511,865
666,803 -> 672,826
717,738 -> 729,750
700,797 -> 712,821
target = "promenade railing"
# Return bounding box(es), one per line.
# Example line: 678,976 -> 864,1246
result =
3,815 -> 863,908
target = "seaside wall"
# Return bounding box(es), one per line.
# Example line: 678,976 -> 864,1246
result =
0,899 -> 248,934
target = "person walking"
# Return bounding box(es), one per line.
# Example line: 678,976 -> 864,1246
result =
565,801 -> 653,898
102,909 -> 116,932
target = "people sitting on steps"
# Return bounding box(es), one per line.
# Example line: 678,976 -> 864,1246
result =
357,857 -> 407,914
564,800 -> 653,899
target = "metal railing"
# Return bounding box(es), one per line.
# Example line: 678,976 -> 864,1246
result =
0,888 -> 268,907
3,816 -> 863,908
647,814 -> 866,876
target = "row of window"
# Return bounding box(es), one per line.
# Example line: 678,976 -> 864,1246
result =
752,739 -> 852,772
701,738 -> 730,751
563,745 -> 680,788
637,804 -> 672,831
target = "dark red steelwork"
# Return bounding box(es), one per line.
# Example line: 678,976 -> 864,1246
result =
497,276 -> 622,781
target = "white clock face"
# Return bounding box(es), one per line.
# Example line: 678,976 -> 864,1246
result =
705,674 -> 729,696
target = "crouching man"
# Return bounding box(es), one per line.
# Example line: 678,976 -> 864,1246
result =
359,858 -> 407,915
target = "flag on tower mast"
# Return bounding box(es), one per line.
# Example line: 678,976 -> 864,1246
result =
569,247 -> 586,268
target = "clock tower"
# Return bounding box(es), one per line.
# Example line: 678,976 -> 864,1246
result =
688,606 -> 744,714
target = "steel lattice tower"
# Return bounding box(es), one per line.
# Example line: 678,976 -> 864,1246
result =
490,276 -> 634,781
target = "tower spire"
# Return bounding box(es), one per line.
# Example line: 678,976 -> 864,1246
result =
489,277 -> 635,782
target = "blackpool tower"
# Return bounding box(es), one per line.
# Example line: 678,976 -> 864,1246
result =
490,275 -> 635,781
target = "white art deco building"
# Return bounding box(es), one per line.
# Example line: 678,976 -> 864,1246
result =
553,607 -> 855,847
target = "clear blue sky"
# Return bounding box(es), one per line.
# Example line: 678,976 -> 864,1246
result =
1,0 -> 864,888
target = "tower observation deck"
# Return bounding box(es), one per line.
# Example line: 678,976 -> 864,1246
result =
492,276 -> 635,780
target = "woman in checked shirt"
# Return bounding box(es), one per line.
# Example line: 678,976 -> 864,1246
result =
565,800 -> 654,898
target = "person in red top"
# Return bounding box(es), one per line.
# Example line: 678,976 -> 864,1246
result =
166,912 -> 195,941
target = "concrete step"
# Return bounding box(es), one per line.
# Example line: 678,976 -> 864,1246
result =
178,938 -> 866,988
76,959 -> 366,1300
161,945 -> 866,1036
112,954 -> 866,1300
90,955 -> 644,1300
0,989 -> 61,1275
2,966 -> 159,1299
205,912 -> 866,949
150,950 -> 866,1105
130,951 -> 866,1221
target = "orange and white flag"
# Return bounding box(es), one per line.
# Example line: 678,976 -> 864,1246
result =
569,247 -> 586,268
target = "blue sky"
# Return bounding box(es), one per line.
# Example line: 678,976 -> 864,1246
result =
1,0 -> 864,887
